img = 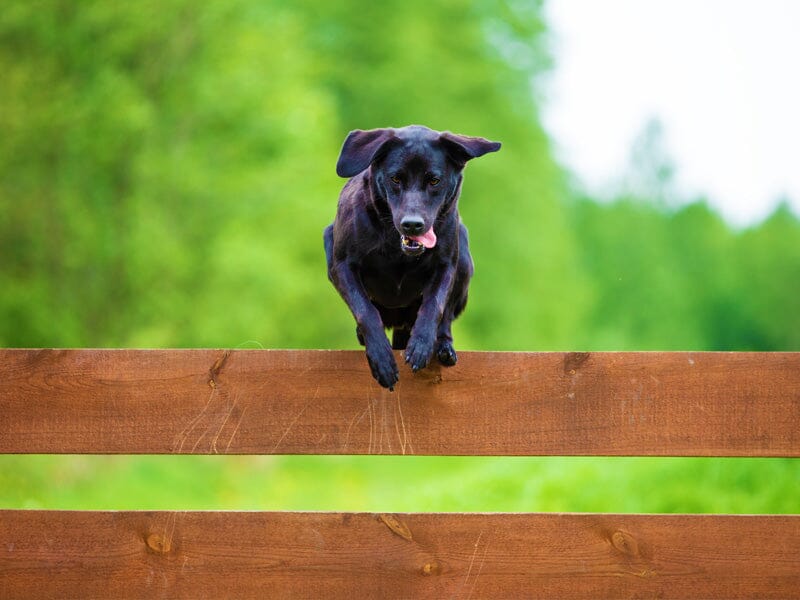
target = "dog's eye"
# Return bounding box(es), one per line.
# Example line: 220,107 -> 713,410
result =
390,175 -> 401,184
429,177 -> 440,186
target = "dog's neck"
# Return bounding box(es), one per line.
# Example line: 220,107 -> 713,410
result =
442,174 -> 464,217
364,170 -> 390,215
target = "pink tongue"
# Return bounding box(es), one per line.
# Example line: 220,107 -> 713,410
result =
409,227 -> 437,249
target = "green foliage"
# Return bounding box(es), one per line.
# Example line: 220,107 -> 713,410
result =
0,0 -> 591,350
570,194 -> 799,351
2,455 -> 798,513
1,1 -> 798,512
0,456 -> 800,513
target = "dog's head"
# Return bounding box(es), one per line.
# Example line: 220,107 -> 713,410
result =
336,125 -> 501,256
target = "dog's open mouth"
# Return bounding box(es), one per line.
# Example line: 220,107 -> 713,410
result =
401,235 -> 425,255
400,228 -> 437,256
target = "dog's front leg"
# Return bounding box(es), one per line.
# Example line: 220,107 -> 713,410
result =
330,259 -> 399,390
405,266 -> 456,372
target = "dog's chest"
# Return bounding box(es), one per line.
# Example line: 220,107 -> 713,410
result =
360,255 -> 431,308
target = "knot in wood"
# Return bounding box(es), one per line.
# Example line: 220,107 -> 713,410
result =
421,560 -> 441,576
378,513 -> 413,541
564,352 -> 590,375
208,350 -> 230,389
146,533 -> 171,554
611,530 -> 639,557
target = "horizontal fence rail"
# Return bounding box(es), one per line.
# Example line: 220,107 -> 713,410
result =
2,511 -> 800,599
1,349 -> 799,456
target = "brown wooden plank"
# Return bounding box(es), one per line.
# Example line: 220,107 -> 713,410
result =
1,510 -> 798,599
1,349 -> 798,455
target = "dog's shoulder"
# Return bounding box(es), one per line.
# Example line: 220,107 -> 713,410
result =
332,173 -> 384,258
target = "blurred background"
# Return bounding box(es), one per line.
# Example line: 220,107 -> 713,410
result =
1,0 -> 798,512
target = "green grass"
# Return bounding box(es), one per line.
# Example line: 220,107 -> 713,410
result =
2,456 -> 798,513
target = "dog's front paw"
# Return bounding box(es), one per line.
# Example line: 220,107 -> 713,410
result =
436,340 -> 458,366
404,331 -> 435,373
365,338 -> 399,390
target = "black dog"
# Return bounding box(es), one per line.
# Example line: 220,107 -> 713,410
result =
324,125 -> 500,389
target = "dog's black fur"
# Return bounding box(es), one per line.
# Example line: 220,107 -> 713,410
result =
324,125 -> 500,389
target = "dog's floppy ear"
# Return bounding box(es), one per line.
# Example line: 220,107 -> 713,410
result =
440,132 -> 501,165
336,128 -> 397,178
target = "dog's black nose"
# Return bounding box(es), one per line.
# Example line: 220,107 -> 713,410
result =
400,216 -> 425,235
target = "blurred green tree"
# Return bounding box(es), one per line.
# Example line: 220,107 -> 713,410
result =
0,0 -> 593,351
0,0 -> 797,353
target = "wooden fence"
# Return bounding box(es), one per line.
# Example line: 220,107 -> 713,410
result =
1,349 -> 799,598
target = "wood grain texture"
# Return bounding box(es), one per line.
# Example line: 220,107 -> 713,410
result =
1,511 -> 798,599
1,349 -> 799,455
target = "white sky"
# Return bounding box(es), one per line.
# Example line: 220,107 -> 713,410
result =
541,0 -> 800,226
